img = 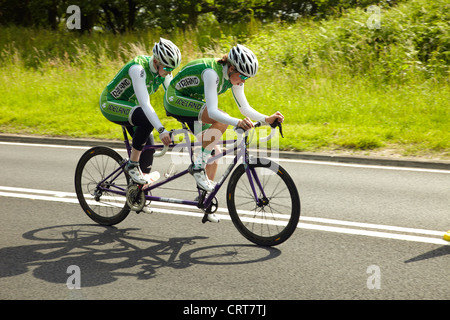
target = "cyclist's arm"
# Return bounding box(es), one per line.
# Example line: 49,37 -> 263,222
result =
128,64 -> 167,133
232,84 -> 267,123
203,68 -> 240,126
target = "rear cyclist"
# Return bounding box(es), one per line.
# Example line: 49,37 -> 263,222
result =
100,38 -> 181,185
164,44 -> 284,193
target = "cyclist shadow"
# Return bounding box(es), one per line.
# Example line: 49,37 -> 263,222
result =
0,224 -> 281,287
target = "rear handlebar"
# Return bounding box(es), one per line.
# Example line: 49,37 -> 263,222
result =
153,144 -> 169,157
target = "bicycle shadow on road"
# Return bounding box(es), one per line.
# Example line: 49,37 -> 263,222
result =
404,245 -> 449,263
0,224 -> 281,287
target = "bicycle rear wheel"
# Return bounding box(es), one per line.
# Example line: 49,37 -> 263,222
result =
226,158 -> 300,246
74,146 -> 130,225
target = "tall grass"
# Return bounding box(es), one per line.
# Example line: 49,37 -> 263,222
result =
0,0 -> 448,158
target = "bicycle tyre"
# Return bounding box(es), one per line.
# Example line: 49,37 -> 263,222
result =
226,158 -> 300,246
74,146 -> 130,225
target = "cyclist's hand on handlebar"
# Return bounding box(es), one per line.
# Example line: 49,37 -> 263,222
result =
265,111 -> 284,125
265,112 -> 284,138
160,131 -> 171,146
237,117 -> 254,131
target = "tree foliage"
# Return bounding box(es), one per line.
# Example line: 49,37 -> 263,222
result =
0,0 -> 394,32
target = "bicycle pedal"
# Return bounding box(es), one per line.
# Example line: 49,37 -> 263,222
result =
202,213 -> 220,224
134,206 -> 153,214
188,164 -> 196,175
141,205 -> 153,214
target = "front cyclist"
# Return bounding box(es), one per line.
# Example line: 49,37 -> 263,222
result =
164,44 -> 284,193
100,38 -> 181,185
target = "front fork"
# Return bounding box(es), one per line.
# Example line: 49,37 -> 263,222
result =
243,144 -> 269,208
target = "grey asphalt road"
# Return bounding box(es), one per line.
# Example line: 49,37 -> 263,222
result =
0,141 -> 448,303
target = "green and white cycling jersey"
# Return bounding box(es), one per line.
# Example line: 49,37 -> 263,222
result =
100,55 -> 171,132
164,58 -> 266,127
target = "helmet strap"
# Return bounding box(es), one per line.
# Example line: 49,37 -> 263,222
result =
150,56 -> 158,73
228,65 -> 238,79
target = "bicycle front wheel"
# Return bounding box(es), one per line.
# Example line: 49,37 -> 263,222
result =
226,158 -> 300,246
74,146 -> 130,225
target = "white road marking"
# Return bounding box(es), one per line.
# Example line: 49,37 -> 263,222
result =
0,186 -> 448,246
278,158 -> 450,173
1,141 -> 449,173
0,141 -> 92,150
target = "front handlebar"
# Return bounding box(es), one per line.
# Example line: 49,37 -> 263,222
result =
156,120 -> 284,157
235,119 -> 284,145
270,118 -> 284,138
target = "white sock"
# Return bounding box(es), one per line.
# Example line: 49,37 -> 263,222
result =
193,147 -> 211,170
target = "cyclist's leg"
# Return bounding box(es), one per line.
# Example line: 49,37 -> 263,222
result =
100,89 -> 152,184
100,88 -> 135,124
164,86 -> 232,188
163,85 -> 210,162
164,85 -> 205,119
129,107 -> 156,174
141,134 -> 155,175
164,89 -> 215,191
125,125 -> 155,175
198,106 -> 228,181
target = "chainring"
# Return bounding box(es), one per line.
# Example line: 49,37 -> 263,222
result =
204,196 -> 218,214
126,185 -> 145,212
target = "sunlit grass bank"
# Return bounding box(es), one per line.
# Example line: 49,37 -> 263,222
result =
0,0 -> 448,158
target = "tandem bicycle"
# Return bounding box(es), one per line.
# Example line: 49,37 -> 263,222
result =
74,121 -> 300,246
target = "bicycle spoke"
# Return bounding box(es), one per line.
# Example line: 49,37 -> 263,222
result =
75,147 -> 130,226
227,160 -> 300,246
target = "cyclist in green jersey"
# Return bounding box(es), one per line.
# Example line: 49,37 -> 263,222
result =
100,38 -> 181,185
164,44 -> 284,195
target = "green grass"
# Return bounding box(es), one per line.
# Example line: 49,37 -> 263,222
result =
0,0 -> 448,159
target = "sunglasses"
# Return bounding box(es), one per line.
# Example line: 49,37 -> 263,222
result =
156,62 -> 174,72
239,74 -> 250,80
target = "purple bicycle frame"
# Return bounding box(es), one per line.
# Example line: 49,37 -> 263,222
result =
98,126 -> 267,211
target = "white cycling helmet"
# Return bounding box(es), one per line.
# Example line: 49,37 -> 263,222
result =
228,44 -> 258,78
152,38 -> 181,69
